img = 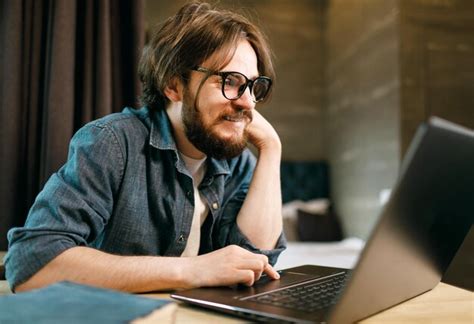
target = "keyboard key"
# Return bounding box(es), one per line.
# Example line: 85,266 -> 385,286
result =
246,273 -> 348,313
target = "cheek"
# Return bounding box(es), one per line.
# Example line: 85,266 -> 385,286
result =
197,91 -> 228,123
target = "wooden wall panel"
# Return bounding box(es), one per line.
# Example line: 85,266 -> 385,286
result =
400,0 -> 474,154
324,0 -> 400,239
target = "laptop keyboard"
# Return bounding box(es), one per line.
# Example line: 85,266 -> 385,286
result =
245,272 -> 348,313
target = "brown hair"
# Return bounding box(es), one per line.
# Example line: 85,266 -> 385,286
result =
138,1 -> 275,111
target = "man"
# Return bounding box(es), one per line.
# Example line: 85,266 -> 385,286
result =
5,1 -> 286,293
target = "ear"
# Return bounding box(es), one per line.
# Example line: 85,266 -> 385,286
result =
163,77 -> 183,102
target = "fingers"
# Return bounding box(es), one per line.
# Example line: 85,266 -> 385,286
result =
199,245 -> 280,287
230,247 -> 280,284
239,259 -> 265,282
246,110 -> 281,150
237,270 -> 257,287
236,263 -> 279,286
264,263 -> 280,280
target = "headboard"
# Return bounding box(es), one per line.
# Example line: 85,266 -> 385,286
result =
280,161 -> 329,203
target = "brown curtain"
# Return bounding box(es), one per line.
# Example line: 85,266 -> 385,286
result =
0,0 -> 145,250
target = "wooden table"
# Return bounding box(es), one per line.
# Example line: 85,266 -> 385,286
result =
0,281 -> 472,323
1,248 -> 472,324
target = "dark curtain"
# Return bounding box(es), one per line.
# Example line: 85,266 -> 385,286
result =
0,0 -> 145,250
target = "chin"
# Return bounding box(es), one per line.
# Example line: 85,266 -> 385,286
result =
217,131 -> 246,144
210,128 -> 248,147
214,123 -> 246,138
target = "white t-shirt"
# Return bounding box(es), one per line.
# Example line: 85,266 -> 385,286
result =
179,153 -> 209,257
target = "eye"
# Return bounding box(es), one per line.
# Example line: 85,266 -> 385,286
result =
253,78 -> 271,100
224,73 -> 246,87
224,75 -> 239,87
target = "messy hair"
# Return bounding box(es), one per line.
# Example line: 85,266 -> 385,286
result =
138,1 -> 275,110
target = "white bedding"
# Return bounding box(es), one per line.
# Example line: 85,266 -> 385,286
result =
275,237 -> 365,270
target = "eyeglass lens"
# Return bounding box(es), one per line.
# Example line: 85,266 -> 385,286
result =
223,72 -> 270,102
252,78 -> 271,101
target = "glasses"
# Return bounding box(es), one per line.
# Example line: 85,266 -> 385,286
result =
193,66 -> 272,103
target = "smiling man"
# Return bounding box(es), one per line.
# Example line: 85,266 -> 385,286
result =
5,2 -> 286,293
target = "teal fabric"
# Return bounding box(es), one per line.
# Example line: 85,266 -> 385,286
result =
0,281 -> 172,323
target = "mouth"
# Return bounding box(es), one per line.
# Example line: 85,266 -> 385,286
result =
223,115 -> 246,122
221,110 -> 252,124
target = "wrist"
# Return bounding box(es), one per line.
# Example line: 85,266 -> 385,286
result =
256,138 -> 281,157
178,256 -> 199,289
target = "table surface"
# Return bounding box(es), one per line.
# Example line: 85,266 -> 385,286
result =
1,251 -> 472,323
1,280 -> 472,323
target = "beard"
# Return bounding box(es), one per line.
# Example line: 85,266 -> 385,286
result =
181,92 -> 252,160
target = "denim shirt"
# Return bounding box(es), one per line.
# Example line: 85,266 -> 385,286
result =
5,107 -> 286,290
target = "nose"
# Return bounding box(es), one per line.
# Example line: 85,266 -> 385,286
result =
233,86 -> 255,111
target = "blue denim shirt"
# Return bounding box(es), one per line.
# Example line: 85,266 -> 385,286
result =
5,107 -> 286,290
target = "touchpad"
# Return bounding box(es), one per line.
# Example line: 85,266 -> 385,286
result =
235,270 -> 321,296
258,270 -> 320,287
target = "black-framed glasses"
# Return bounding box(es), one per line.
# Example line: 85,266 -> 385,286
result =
193,66 -> 272,103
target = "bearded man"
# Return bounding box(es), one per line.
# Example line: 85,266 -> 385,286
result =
5,1 -> 286,293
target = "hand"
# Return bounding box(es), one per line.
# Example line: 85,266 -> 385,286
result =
185,245 -> 280,288
246,110 -> 281,153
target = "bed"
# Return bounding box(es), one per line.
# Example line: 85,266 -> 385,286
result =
277,161 -> 364,270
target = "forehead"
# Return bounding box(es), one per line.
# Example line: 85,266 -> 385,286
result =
203,40 -> 259,78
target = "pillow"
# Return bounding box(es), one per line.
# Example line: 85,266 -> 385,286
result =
297,206 -> 343,242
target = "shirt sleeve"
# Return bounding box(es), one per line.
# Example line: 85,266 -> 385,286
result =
216,150 -> 287,266
5,122 -> 124,290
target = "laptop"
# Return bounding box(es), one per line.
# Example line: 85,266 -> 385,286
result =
171,117 -> 474,323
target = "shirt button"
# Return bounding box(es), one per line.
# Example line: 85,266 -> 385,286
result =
212,202 -> 219,210
186,190 -> 192,197
178,234 -> 185,243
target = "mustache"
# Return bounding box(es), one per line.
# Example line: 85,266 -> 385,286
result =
219,109 -> 253,123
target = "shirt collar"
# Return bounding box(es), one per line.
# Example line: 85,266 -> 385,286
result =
149,108 -> 177,151
149,108 -> 230,176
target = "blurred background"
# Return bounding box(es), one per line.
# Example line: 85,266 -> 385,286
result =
1,0 -> 473,287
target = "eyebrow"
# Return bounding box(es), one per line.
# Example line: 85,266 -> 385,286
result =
220,70 -> 261,80
196,66 -> 261,80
